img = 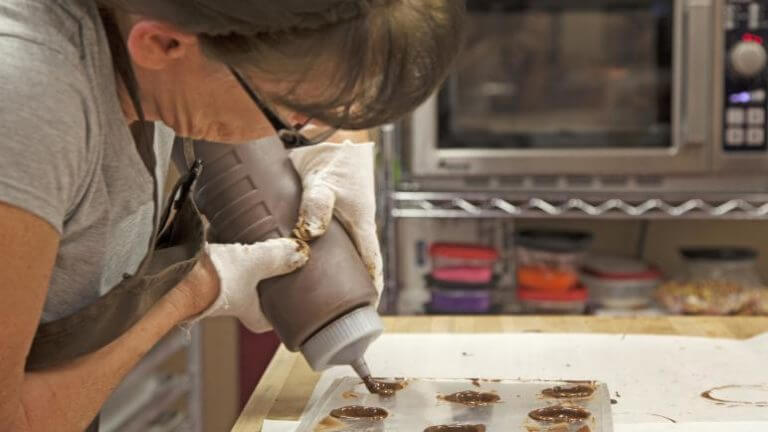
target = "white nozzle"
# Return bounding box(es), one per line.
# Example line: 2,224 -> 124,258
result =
300,306 -> 383,371
351,358 -> 371,379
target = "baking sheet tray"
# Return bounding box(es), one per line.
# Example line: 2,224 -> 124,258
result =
296,377 -> 614,431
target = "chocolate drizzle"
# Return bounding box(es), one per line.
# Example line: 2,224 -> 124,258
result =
542,384 -> 596,399
361,377 -> 406,396
424,425 -> 486,432
528,406 -> 591,423
329,405 -> 388,420
439,391 -> 501,407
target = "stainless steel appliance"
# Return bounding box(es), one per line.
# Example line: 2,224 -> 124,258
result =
409,0 -> 768,178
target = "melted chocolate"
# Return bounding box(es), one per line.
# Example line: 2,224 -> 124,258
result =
440,391 -> 501,407
541,384 -> 595,399
424,425 -> 486,432
329,405 -> 388,421
361,377 -> 406,396
528,406 -> 591,424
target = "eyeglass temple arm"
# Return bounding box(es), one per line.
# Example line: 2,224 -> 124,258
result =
228,67 -> 292,134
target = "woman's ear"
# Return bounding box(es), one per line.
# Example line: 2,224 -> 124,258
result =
126,20 -> 198,70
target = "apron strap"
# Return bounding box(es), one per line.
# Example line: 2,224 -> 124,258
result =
25,168 -> 205,371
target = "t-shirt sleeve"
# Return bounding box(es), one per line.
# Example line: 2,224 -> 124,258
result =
0,37 -> 90,234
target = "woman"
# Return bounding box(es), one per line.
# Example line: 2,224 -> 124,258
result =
0,0 -> 465,430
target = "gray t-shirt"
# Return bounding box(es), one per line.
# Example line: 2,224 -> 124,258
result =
0,0 -> 174,322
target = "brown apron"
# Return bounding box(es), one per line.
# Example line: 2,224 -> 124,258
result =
25,123 -> 207,431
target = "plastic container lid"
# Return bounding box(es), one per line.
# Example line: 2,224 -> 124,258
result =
518,286 -> 588,302
429,243 -> 499,261
514,229 -> 593,253
680,247 -> 758,261
582,256 -> 662,281
431,267 -> 495,284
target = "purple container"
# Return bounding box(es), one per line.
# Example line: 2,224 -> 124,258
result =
428,289 -> 492,313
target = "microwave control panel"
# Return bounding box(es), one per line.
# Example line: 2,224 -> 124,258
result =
724,0 -> 768,152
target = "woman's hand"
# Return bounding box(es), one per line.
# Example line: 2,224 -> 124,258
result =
163,253 -> 222,321
289,131 -> 384,296
178,238 -> 309,331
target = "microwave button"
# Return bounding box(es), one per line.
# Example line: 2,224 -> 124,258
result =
748,107 -> 766,124
727,128 -> 746,146
747,128 -> 765,146
731,41 -> 768,77
727,107 -> 746,124
752,89 -> 767,103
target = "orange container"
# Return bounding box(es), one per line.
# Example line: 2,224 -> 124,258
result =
517,265 -> 580,292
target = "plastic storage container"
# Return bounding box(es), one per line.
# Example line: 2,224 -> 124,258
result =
430,243 -> 499,270
657,247 -> 765,315
582,256 -> 662,309
518,287 -> 588,314
514,230 -> 593,293
515,230 -> 592,292
427,288 -> 494,314
427,243 -> 499,313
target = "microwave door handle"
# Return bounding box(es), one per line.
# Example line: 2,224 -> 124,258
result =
682,0 -> 713,147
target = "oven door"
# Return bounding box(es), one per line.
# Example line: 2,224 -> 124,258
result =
410,0 -> 716,176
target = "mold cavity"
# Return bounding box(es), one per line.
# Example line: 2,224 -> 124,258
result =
361,377 -> 407,397
330,406 -> 388,421
424,425 -> 486,432
528,406 -> 591,424
541,384 -> 595,399
439,391 -> 501,407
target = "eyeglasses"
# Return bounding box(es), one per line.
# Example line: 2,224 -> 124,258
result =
229,66 -> 337,148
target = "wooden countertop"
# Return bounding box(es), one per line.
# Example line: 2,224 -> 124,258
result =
231,316 -> 768,431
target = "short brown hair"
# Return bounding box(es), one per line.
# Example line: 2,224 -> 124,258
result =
101,0 -> 466,129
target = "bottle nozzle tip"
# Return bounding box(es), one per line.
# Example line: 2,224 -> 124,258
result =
351,358 -> 371,379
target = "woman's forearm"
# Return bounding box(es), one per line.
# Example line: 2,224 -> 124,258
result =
9,254 -> 222,432
13,294 -> 186,432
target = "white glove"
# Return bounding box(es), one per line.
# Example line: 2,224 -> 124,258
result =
289,138 -> 384,296
193,238 -> 309,333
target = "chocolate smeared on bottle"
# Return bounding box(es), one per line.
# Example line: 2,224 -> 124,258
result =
528,405 -> 591,423
181,138 -> 383,377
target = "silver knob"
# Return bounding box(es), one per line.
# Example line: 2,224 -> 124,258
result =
731,41 -> 768,77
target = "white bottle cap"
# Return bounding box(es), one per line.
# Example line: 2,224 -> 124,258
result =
300,306 -> 383,371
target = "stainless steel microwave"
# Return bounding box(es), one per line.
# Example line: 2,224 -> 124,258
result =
409,0 -> 768,177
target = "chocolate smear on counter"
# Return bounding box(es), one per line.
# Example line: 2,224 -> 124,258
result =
439,391 -> 501,407
361,377 -> 407,397
528,406 -> 591,423
647,413 -> 677,423
542,384 -> 596,399
701,385 -> 768,406
424,424 -> 486,432
329,406 -> 388,421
